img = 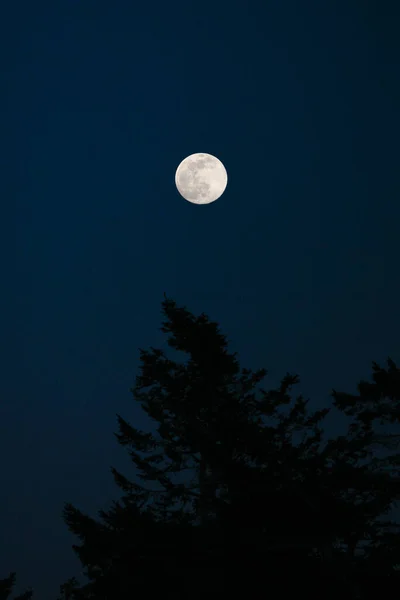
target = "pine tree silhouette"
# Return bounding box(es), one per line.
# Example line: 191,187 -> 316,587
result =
62,296 -> 400,598
0,574 -> 33,600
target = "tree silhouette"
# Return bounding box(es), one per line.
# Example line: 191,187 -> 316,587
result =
0,574 -> 33,600
55,577 -> 78,600
329,358 -> 400,591
0,574 -> 15,600
62,296 -> 400,598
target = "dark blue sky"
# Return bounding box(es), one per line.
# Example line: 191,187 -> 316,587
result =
2,1 -> 399,597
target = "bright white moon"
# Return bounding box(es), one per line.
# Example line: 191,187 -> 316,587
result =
175,153 -> 228,204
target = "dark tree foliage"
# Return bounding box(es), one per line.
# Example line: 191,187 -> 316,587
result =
330,358 -> 400,592
56,577 -> 82,600
62,296 -> 400,598
0,574 -> 15,600
0,574 -> 33,600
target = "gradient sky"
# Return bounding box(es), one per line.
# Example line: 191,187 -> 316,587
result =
2,1 -> 399,597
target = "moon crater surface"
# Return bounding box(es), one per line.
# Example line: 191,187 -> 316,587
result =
175,153 -> 228,204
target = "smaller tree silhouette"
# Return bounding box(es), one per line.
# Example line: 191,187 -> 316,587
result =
0,574 -> 33,600
56,577 -> 80,600
330,357 -> 400,590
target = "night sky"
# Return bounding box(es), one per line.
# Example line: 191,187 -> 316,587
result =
2,1 -> 399,597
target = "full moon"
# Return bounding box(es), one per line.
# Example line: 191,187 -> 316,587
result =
175,153 -> 228,204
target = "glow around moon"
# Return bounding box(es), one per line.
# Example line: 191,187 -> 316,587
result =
175,153 -> 228,204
